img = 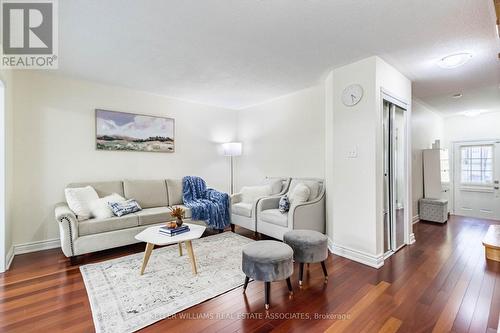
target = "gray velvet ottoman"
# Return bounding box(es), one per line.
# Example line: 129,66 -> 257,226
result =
242,240 -> 294,309
283,230 -> 329,286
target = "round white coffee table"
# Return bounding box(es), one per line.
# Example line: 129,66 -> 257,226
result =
135,222 -> 206,275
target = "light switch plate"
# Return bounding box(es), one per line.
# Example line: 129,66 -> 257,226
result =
347,145 -> 358,159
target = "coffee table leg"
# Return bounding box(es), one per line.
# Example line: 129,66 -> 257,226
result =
140,242 -> 155,275
178,242 -> 183,256
185,240 -> 198,275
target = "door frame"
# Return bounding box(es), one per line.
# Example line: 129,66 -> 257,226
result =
380,89 -> 411,256
450,139 -> 500,217
0,79 -> 5,273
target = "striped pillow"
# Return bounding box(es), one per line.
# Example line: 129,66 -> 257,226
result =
109,199 -> 142,217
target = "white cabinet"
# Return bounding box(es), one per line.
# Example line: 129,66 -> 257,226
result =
423,149 -> 450,201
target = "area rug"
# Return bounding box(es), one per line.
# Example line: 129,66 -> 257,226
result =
80,232 -> 254,333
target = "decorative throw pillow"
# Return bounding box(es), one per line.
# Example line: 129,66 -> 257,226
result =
288,183 -> 311,205
279,195 -> 290,213
89,193 -> 126,219
241,185 -> 272,203
109,199 -> 142,217
300,180 -> 320,201
64,186 -> 99,221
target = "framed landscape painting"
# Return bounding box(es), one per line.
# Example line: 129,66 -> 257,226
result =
95,109 -> 175,153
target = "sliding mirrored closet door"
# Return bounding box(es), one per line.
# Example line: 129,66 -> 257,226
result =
383,100 -> 407,253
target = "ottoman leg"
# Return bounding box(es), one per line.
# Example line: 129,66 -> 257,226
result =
299,263 -> 304,286
265,282 -> 271,310
321,261 -> 329,283
243,276 -> 250,294
286,277 -> 293,296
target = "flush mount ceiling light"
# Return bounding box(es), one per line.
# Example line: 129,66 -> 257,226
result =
438,53 -> 473,69
451,93 -> 463,99
462,110 -> 484,117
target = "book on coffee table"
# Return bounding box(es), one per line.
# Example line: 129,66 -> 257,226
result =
159,225 -> 190,236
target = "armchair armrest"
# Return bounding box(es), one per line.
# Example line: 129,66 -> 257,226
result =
257,196 -> 282,212
230,193 -> 242,205
55,203 -> 78,257
289,192 -> 325,233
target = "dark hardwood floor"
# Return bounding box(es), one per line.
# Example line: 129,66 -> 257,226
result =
1,216 -> 499,333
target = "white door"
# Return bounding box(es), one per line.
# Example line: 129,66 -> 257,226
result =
453,141 -> 500,220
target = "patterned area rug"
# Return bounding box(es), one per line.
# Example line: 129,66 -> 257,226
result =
80,232 -> 254,333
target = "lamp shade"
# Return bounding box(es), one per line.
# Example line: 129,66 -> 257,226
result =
222,142 -> 242,156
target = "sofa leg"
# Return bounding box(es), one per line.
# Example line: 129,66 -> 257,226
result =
230,224 -> 235,233
69,256 -> 78,266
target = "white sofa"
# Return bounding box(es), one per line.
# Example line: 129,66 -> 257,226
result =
55,179 -> 204,260
256,178 -> 325,240
230,177 -> 290,232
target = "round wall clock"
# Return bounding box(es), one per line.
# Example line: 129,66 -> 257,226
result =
342,84 -> 364,107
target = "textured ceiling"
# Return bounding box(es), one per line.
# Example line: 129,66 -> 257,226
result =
57,0 -> 500,110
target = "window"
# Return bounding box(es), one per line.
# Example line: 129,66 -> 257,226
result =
460,145 -> 493,185
440,149 -> 450,183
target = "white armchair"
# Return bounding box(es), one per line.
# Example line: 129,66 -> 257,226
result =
256,178 -> 325,240
230,177 -> 290,232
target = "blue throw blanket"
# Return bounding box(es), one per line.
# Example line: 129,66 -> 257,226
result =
182,176 -> 230,230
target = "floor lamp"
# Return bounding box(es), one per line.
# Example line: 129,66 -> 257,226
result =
222,142 -> 242,194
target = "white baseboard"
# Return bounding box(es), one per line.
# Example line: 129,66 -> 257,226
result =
4,246 -> 14,271
412,215 -> 420,224
328,238 -> 384,269
13,238 -> 61,255
409,233 -> 416,244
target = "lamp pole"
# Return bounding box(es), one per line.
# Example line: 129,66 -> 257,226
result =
230,155 -> 234,195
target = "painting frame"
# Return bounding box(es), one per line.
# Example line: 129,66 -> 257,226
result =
95,109 -> 175,153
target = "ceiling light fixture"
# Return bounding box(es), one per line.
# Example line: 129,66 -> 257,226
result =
462,110 -> 484,117
451,93 -> 463,99
438,52 -> 473,69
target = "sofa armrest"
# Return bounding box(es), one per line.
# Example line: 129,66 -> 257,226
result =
55,203 -> 78,257
257,196 -> 282,212
230,193 -> 242,205
289,192 -> 325,233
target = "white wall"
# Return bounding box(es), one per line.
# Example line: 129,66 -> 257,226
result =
326,56 -> 411,266
236,86 -> 325,189
411,100 -> 444,219
12,71 -> 238,246
0,69 -> 14,271
328,57 -> 378,258
443,112 -> 500,146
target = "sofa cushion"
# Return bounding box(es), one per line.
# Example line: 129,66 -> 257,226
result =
260,209 -> 288,227
78,215 -> 138,236
123,179 -> 168,208
166,179 -> 183,205
67,181 -> 124,197
232,202 -> 253,218
241,185 -> 272,204
134,207 -> 173,226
